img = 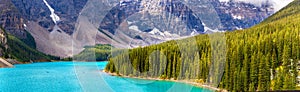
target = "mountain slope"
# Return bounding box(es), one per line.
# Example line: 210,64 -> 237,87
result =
93,0 -> 275,48
1,0 -> 278,57
0,0 -> 27,38
105,0 -> 300,91
0,27 -> 59,62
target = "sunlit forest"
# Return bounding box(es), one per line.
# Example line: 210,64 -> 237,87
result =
105,0 -> 300,91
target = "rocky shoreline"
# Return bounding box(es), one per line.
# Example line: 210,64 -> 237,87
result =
0,58 -> 21,68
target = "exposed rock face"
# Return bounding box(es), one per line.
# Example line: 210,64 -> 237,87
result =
11,0 -> 88,34
0,27 -> 22,68
25,21 -> 73,57
0,28 -> 8,57
0,0 -> 26,38
93,0 -> 274,48
213,0 -> 274,30
5,0 -> 88,57
0,0 -> 285,57
0,58 -> 13,68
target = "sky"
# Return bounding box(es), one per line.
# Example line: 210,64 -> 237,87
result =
219,0 -> 294,12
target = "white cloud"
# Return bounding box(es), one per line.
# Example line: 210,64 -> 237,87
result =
272,0 -> 294,11
219,0 -> 294,12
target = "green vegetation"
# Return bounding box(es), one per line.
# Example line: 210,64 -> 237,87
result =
0,27 -> 59,62
20,30 -> 37,49
105,0 -> 300,91
6,34 -> 59,62
74,44 -> 113,61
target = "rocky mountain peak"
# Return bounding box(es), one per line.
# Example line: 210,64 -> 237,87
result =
0,0 -> 292,57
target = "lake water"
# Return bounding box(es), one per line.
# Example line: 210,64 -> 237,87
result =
0,62 -> 213,92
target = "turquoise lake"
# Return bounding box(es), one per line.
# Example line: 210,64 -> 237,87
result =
0,62 -> 213,92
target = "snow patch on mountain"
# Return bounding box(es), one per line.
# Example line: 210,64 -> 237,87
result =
164,31 -> 172,36
43,0 -> 60,24
191,30 -> 199,36
203,23 -> 220,33
23,24 -> 26,27
149,28 -> 165,36
219,0 -> 230,2
219,0 -> 293,12
232,15 -> 243,20
129,25 -> 140,32
236,27 -> 243,30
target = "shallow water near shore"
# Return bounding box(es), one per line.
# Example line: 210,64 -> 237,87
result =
0,62 -> 213,92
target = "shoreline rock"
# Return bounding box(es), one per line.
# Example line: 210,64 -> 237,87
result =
0,58 -> 14,68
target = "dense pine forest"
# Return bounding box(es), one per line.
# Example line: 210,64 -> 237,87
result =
105,0 -> 300,91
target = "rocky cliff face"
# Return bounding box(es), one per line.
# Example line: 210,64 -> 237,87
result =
11,0 -> 87,34
0,0 -> 288,57
0,28 -> 8,57
94,0 -> 274,48
0,0 -> 88,57
0,0 -> 26,38
214,0 -> 274,30
98,0 -> 273,33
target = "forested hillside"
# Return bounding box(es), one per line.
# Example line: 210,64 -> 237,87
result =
0,27 -> 59,62
105,0 -> 300,91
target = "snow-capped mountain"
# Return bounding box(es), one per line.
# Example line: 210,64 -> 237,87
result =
219,0 -> 293,12
94,0 -> 277,48
0,0 -> 292,57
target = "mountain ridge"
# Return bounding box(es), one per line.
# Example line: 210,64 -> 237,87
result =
0,0 -> 290,57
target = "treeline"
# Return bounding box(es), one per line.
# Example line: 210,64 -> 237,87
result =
105,1 -> 300,91
6,34 -> 59,62
74,44 -> 112,61
0,27 -> 59,62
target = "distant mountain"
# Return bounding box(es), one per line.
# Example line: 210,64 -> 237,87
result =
95,0 -> 275,49
0,0 -> 26,38
0,0 -> 291,57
